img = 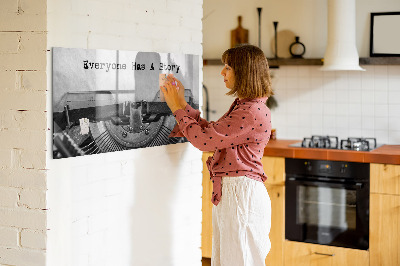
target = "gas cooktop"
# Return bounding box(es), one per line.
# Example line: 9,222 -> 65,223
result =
289,135 -> 383,151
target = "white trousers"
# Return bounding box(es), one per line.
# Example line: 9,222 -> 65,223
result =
212,176 -> 271,266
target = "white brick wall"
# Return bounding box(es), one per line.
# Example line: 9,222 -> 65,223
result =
46,1 -> 203,266
0,0 -> 48,265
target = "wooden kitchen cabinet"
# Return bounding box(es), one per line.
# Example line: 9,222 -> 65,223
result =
262,156 -> 285,266
264,184 -> 285,266
202,152 -> 213,258
201,154 -> 286,265
370,163 -> 400,195
261,156 -> 285,186
284,241 -> 369,266
370,163 -> 400,266
370,193 -> 400,266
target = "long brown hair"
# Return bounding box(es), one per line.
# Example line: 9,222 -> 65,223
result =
221,44 -> 273,99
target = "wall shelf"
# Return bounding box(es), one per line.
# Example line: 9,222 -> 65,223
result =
359,57 -> 400,65
203,58 -> 323,67
203,57 -> 400,67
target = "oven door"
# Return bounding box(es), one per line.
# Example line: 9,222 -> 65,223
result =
285,177 -> 369,250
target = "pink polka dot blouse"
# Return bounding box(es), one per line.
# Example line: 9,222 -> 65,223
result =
169,97 -> 272,206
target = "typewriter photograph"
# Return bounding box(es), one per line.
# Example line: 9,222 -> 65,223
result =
52,47 -> 200,159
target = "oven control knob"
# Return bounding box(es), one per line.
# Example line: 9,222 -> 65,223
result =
304,161 -> 312,171
340,164 -> 347,174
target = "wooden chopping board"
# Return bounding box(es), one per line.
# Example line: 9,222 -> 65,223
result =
231,16 -> 249,48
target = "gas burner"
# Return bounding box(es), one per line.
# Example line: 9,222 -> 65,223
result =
290,136 -> 380,151
340,137 -> 377,151
301,135 -> 339,149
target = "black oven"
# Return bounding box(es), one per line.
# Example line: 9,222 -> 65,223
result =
285,158 -> 369,250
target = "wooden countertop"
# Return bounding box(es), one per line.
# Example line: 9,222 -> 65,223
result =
263,139 -> 400,165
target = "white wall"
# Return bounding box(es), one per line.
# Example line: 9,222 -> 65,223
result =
203,0 -> 400,145
46,1 -> 203,266
203,0 -> 400,58
271,65 -> 400,144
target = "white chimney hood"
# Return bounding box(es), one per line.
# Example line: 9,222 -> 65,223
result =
320,0 -> 365,71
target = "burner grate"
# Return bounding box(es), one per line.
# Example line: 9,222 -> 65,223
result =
301,135 -> 339,149
340,137 -> 377,151
295,136 -> 378,151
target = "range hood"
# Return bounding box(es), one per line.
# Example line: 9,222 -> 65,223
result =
320,0 -> 365,71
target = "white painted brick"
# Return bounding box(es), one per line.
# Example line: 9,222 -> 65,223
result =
0,32 -> 47,71
90,20 -> 130,38
0,149 -> 11,169
72,184 -> 91,203
20,229 -> 46,250
152,11 -> 181,27
128,0 -> 167,13
0,0 -> 18,13
19,189 -> 46,209
104,178 -> 123,196
168,28 -> 194,43
87,33 -> 124,51
10,148 -> 22,170
89,182 -> 107,200
190,3 -> 203,19
86,164 -> 109,183
166,0 -> 196,16
0,71 -> 16,91
0,227 -> 19,247
0,110 -> 47,131
0,187 -> 19,208
20,150 -> 46,170
152,39 -> 181,54
87,1 -> 126,23
0,208 -> 46,230
104,194 -> 122,211
0,247 -> 45,266
122,8 -> 153,25
104,162 -> 122,180
16,70 -> 47,91
71,218 -> 88,237
0,129 -> 46,150
191,31 -> 203,44
181,16 -> 202,30
87,212 -> 109,233
50,0 -> 72,14
0,90 -> 46,111
0,32 -> 20,54
180,41 -> 202,55
19,0 -> 47,15
0,13 -> 46,32
73,197 -> 109,221
0,169 -> 47,190
190,159 -> 203,174
136,24 -> 170,41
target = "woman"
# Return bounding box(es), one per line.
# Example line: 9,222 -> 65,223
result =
161,44 -> 273,266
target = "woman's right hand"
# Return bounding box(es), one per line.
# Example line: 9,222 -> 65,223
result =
167,75 -> 187,108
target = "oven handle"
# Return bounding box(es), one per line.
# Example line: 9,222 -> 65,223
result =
286,177 -> 364,189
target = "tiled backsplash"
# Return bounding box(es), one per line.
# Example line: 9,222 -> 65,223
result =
203,65 -> 400,144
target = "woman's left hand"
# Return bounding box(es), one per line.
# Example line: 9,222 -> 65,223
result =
160,76 -> 184,113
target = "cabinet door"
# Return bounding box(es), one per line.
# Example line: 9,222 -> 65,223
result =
370,193 -> 400,266
370,163 -> 400,195
202,152 -> 213,258
261,156 -> 285,185
265,184 -> 285,266
284,241 -> 369,266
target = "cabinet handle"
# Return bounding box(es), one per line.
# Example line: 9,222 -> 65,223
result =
314,252 -> 335,257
